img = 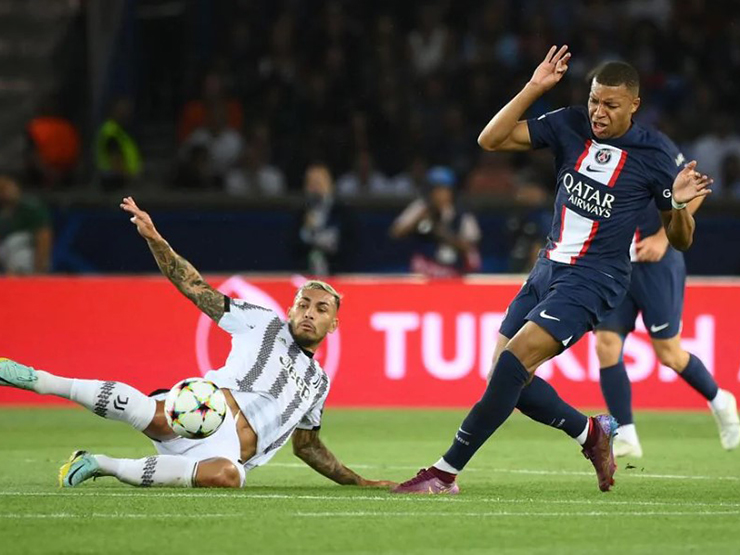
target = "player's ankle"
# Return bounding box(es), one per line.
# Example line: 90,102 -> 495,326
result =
429,466 -> 457,484
582,418 -> 598,449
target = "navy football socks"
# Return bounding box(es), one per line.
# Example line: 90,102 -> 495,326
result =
599,361 -> 633,426
442,350 -> 530,471
517,375 -> 590,438
679,354 -> 718,401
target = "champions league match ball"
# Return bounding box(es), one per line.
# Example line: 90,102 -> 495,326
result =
164,378 -> 227,439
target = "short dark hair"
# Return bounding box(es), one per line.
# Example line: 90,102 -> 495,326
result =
589,61 -> 640,95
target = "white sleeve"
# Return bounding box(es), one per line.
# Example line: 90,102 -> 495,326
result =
217,297 -> 281,335
296,389 -> 329,430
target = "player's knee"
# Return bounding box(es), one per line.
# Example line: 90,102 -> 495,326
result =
216,464 -> 243,488
656,349 -> 684,372
595,333 -> 621,366
197,460 -> 242,488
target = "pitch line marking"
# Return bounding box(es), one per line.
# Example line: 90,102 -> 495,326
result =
2,510 -> 739,520
2,491 -> 740,509
294,510 -> 740,518
0,513 -> 235,519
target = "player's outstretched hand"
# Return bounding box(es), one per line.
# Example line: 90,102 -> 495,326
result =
120,196 -> 161,241
529,45 -> 571,92
672,161 -> 712,204
359,478 -> 398,488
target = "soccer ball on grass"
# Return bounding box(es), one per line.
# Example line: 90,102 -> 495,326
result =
164,378 -> 227,439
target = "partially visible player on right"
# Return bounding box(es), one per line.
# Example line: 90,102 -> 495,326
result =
596,199 -> 740,457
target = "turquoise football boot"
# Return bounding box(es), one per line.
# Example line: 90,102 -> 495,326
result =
59,450 -> 101,487
0,358 -> 38,390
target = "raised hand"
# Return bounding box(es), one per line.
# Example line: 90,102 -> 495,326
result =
672,161 -> 712,205
529,45 -> 571,92
120,196 -> 161,241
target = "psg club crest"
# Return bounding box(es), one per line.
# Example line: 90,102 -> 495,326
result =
595,148 -> 612,165
195,276 -> 341,380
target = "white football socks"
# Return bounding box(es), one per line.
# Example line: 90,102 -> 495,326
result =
433,458 -> 460,474
34,372 -> 156,432
710,389 -> 730,412
95,454 -> 195,487
575,419 -> 590,446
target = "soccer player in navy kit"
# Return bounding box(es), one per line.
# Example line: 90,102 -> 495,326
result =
597,201 -> 739,457
392,46 -> 712,495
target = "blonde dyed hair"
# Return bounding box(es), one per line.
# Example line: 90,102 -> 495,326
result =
294,280 -> 342,311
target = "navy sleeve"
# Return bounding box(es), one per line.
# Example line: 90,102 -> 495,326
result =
651,137 -> 684,212
526,106 -> 573,151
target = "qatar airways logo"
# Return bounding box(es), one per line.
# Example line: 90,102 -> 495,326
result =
562,172 -> 615,218
371,311 -> 715,382
195,276 -> 341,380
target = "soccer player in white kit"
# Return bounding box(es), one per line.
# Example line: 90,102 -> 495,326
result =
0,197 -> 394,489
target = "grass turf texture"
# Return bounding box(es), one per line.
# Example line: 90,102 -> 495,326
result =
1,408 -> 739,555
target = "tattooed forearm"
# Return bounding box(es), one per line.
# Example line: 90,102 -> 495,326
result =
292,429 -> 363,485
146,237 -> 225,322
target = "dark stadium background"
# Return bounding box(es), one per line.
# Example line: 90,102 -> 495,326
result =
2,0 -> 739,275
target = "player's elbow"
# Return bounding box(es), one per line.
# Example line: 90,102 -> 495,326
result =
292,440 -> 311,459
477,133 -> 499,151
667,230 -> 693,251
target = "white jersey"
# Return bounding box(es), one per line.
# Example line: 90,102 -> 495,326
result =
203,297 -> 330,470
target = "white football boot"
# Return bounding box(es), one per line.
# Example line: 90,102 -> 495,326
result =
710,390 -> 740,451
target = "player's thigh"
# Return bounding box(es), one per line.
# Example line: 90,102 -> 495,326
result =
499,260 -> 552,340
506,321 -> 563,373
651,334 -> 689,372
152,407 -> 242,463
143,400 -> 177,441
195,457 -> 245,488
525,265 -> 626,358
594,330 -> 625,367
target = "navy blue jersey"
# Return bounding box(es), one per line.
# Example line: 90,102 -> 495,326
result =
527,106 -> 682,286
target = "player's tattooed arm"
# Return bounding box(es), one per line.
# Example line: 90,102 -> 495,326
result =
120,196 -> 225,322
292,429 -> 396,487
147,239 -> 225,321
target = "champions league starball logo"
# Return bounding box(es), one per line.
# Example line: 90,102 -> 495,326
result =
595,148 -> 612,164
194,275 -> 341,380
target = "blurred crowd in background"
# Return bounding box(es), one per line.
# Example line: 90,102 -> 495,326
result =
4,0 -> 740,276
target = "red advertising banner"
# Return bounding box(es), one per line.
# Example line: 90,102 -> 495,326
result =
1,275 -> 738,409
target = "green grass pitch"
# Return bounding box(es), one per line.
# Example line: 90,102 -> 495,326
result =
1,407 -> 739,554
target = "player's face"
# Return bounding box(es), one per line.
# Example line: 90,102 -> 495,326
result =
588,81 -> 640,139
287,289 -> 339,351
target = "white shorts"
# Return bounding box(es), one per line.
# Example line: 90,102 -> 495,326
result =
152,407 -> 247,486
150,390 -> 282,487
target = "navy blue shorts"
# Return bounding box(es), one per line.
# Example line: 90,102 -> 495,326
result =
596,247 -> 685,339
500,258 -> 626,349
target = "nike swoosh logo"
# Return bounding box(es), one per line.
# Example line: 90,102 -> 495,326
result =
562,335 -> 574,346
539,310 -> 561,321
66,464 -> 84,485
458,428 -> 472,435
585,164 -> 606,173
650,323 -> 670,333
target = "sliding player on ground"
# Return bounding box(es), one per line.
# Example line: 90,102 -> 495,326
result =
0,197 -> 394,489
